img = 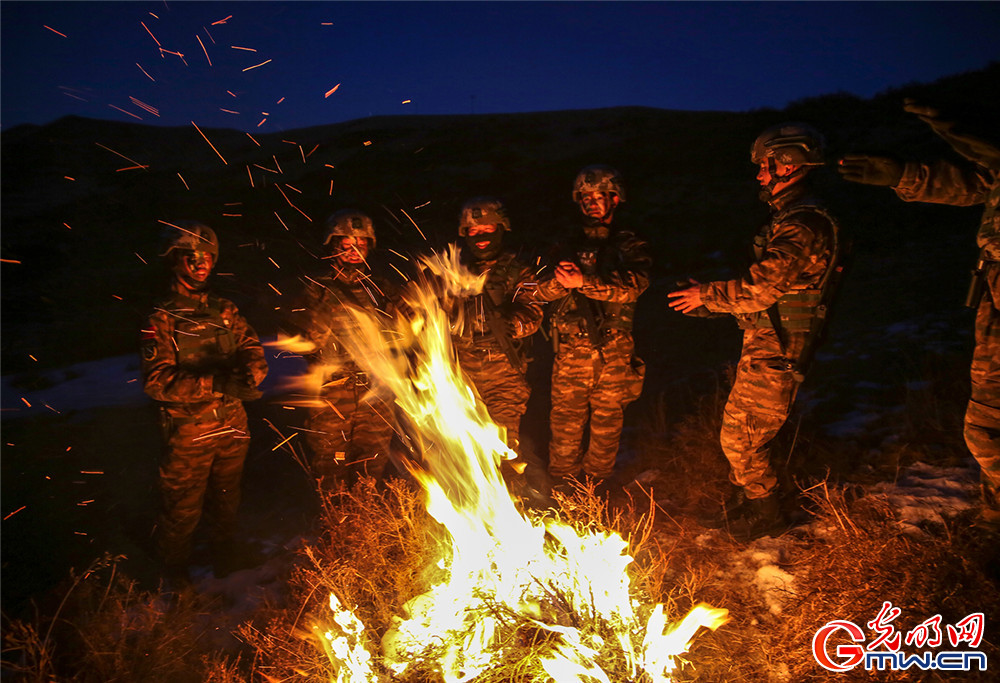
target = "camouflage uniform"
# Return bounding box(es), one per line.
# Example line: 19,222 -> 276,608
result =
289,268 -> 398,485
892,131 -> 1000,511
699,181 -> 838,499
453,248 -> 543,451
142,283 -> 268,566
535,225 -> 650,480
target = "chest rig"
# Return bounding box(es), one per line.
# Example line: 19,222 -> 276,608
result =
169,295 -> 237,372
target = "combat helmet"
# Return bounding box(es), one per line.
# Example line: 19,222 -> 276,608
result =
159,221 -> 219,260
322,209 -> 376,249
572,165 -> 626,204
458,197 -> 510,236
751,122 -> 825,167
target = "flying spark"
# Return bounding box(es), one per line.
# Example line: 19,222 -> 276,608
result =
140,21 -> 161,47
246,132 -> 261,146
95,142 -> 147,168
3,506 -> 27,521
212,16 -> 232,25
136,63 -> 155,81
191,121 -> 228,165
243,59 -> 272,72
177,172 -> 189,190
108,104 -> 142,120
324,83 -> 341,98
43,25 -> 67,37
197,35 -> 212,65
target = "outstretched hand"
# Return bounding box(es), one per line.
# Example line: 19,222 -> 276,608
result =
667,280 -> 703,314
837,154 -> 904,187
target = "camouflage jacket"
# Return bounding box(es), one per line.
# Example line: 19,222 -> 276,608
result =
701,182 -> 837,327
893,127 -> 1000,261
287,266 -> 398,374
534,222 -> 651,338
453,248 -> 544,352
141,282 -> 268,416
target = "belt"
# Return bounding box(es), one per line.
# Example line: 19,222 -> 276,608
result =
166,403 -> 229,425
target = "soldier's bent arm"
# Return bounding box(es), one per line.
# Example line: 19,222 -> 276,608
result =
229,305 -> 268,386
701,220 -> 826,314
532,274 -> 569,303
894,159 -> 993,207
141,309 -> 216,403
577,234 -> 651,303
507,265 -> 545,337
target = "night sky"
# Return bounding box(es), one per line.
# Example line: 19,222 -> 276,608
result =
2,1 -> 999,134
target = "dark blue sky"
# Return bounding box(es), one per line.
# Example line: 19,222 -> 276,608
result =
2,1 -> 998,134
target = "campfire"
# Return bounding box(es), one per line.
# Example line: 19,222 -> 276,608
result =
282,249 -> 728,682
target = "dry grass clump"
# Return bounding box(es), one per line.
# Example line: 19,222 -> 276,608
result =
243,474 -> 724,682
1,553 -> 245,682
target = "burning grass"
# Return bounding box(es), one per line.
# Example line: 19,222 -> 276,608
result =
4,272 -> 998,681
3,461 -> 998,682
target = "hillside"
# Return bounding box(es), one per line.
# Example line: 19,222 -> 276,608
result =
2,62 -> 997,383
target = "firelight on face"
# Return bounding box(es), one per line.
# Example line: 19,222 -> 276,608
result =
579,191 -> 613,220
335,236 -> 370,265
179,249 -> 214,282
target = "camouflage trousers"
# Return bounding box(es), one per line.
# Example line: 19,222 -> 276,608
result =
458,345 -> 530,452
305,374 -> 394,486
966,266 -> 1000,509
155,400 -> 249,566
720,328 -> 807,500
548,332 -> 644,480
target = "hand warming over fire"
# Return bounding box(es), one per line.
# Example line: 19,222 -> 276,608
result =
554,261 -> 584,289
667,280 -> 703,314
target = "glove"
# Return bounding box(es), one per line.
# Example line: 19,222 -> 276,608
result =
213,370 -> 263,401
837,154 -> 904,187
903,98 -> 953,135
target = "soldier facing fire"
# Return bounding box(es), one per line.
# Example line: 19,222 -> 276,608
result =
534,165 -> 650,491
839,99 -> 1000,534
141,222 -> 268,580
450,196 -> 544,475
669,123 -> 842,540
286,209 -> 399,490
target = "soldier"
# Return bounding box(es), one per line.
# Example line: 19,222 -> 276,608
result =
141,222 -> 268,579
534,165 -> 650,490
839,99 -> 1000,533
668,123 -> 841,539
450,197 -> 543,471
287,209 -> 397,490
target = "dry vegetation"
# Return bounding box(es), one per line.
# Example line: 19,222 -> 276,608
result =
3,372 -> 999,682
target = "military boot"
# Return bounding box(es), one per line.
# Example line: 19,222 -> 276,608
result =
697,487 -> 748,529
729,494 -> 787,541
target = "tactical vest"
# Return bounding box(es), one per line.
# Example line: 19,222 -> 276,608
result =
749,201 -> 840,333
167,295 -> 237,372
312,273 -> 390,361
552,233 -> 638,337
462,251 -> 525,345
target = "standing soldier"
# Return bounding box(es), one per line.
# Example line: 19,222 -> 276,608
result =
451,197 -> 543,474
534,165 -> 650,490
287,209 -> 397,490
141,221 -> 268,579
839,99 -> 1000,534
669,123 -> 841,539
